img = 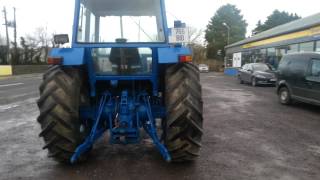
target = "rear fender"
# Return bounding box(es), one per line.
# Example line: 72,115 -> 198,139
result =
158,47 -> 192,64
50,48 -> 85,65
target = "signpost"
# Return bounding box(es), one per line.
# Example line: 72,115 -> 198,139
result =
232,52 -> 242,67
170,27 -> 189,44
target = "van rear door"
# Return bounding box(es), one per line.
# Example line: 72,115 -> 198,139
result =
288,57 -> 309,98
305,59 -> 320,103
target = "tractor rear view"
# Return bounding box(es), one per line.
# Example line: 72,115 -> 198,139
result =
37,0 -> 203,164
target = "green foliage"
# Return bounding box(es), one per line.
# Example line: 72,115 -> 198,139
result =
253,10 -> 301,35
0,46 -> 8,65
205,4 -> 247,59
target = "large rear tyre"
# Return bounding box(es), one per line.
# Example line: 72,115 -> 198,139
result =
164,63 -> 203,162
37,66 -> 90,163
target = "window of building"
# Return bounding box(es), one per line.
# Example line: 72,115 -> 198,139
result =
274,48 -> 286,68
316,41 -> 320,52
299,42 -> 314,52
241,51 -> 252,65
267,48 -> 276,56
276,48 -> 286,57
266,48 -> 277,67
226,53 -> 233,67
260,49 -> 267,63
287,44 -> 299,54
252,49 -> 264,63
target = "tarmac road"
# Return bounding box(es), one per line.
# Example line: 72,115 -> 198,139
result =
0,72 -> 320,180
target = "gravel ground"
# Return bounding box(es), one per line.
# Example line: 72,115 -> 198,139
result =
0,72 -> 319,180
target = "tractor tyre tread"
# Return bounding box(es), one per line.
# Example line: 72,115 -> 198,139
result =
37,66 -> 88,163
165,63 -> 203,162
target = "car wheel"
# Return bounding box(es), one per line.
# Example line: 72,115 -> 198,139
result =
251,77 -> 257,87
238,76 -> 244,84
278,87 -> 291,105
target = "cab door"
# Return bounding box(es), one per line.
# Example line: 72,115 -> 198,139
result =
304,59 -> 320,103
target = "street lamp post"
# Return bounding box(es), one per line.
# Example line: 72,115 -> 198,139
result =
222,22 -> 230,68
222,22 -> 230,45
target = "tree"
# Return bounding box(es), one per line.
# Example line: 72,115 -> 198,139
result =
187,27 -> 206,63
35,27 -> 52,61
253,10 -> 300,34
0,35 -> 7,64
18,26 -> 53,64
188,27 -> 204,45
205,4 -> 247,59
190,43 -> 206,64
20,37 -> 30,64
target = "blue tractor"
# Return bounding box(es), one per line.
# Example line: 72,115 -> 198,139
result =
37,0 -> 203,164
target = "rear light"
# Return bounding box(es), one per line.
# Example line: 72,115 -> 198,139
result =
179,55 -> 192,63
47,57 -> 63,65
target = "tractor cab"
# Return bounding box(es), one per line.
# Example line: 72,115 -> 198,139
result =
76,0 -> 167,43
72,0 -> 169,76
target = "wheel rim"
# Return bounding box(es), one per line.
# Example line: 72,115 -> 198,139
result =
281,90 -> 288,101
252,78 -> 256,86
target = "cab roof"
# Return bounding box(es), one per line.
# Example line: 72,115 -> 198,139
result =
82,0 -> 162,16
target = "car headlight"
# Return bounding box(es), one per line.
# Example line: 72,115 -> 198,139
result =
255,74 -> 266,79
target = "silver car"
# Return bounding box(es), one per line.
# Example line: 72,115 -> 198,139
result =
198,64 -> 209,73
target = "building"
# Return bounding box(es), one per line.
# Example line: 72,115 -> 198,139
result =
225,13 -> 320,69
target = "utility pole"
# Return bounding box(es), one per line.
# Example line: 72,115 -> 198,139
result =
13,7 -> 17,65
3,7 -> 10,64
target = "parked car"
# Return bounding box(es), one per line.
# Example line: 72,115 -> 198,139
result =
238,63 -> 276,86
276,52 -> 320,106
198,64 -> 209,73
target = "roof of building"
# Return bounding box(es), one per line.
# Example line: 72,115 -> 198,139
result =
226,12 -> 320,49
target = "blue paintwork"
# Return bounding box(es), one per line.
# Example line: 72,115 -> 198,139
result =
72,90 -> 171,163
174,20 -> 186,28
73,43 -> 171,49
158,47 -> 192,63
50,48 -> 85,65
50,0 -> 194,163
71,92 -> 112,163
224,67 -> 239,76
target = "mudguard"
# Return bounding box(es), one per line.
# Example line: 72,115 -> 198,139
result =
50,48 -> 85,65
158,47 -> 192,63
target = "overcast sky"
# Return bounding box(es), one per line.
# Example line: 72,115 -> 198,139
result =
0,0 -> 319,43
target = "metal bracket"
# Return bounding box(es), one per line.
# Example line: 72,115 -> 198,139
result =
72,90 -> 171,163
141,94 -> 171,162
70,92 -> 111,163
